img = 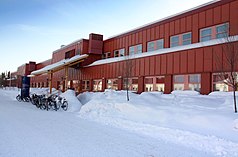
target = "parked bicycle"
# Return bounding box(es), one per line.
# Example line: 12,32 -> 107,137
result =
55,95 -> 68,111
16,94 -> 31,102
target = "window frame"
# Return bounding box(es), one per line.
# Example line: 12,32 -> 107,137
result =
147,39 -> 164,52
129,44 -> 142,55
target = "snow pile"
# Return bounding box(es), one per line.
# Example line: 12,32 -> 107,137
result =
234,119 -> 238,130
61,89 -> 82,112
78,90 -> 238,157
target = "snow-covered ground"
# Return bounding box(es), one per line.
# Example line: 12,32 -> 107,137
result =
0,88 -> 238,157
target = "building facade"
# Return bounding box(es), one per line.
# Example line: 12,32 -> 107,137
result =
13,0 -> 238,94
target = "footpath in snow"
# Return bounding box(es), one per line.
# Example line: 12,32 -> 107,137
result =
0,88 -> 238,157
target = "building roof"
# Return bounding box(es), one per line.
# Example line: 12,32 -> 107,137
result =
31,54 -> 88,76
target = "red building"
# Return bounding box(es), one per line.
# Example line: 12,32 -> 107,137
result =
13,0 -> 238,94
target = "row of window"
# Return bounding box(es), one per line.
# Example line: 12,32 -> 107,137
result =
102,23 -> 229,59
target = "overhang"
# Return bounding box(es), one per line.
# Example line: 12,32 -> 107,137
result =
31,54 -> 88,76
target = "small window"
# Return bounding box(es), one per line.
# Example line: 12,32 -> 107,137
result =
129,44 -> 142,55
170,35 -> 179,47
102,52 -> 111,59
182,33 -> 192,45
216,23 -> 228,39
174,75 -> 184,83
114,48 -> 125,57
200,28 -> 212,42
147,39 -> 164,52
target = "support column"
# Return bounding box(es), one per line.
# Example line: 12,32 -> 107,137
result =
89,79 -> 94,91
201,72 -> 212,95
102,78 -> 107,92
117,76 -> 123,90
164,74 -> 173,94
65,66 -> 68,91
138,76 -> 144,94
48,72 -> 53,94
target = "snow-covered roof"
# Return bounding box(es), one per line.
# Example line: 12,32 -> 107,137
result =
88,36 -> 238,67
53,38 -> 84,54
106,0 -> 220,40
31,54 -> 88,75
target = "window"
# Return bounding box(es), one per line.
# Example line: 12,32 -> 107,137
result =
106,79 -> 118,90
182,33 -> 192,45
216,23 -> 229,39
173,74 -> 201,91
170,32 -> 192,47
114,49 -> 125,57
147,39 -> 164,52
123,78 -> 138,92
82,80 -> 90,90
65,50 -> 75,59
144,76 -> 165,92
212,73 -> 229,92
200,28 -> 212,42
129,44 -> 142,55
170,36 -> 179,47
102,52 -> 111,59
93,79 -> 102,91
200,23 -> 229,42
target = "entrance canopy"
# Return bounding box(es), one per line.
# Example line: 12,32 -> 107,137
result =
31,54 -> 88,76
30,54 -> 88,93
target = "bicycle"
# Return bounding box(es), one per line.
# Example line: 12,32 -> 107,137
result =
16,94 -> 31,102
56,95 -> 68,111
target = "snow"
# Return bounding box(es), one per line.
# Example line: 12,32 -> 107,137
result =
88,35 -> 238,67
1,88 -> 238,157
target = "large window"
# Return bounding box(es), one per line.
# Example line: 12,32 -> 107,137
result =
144,76 -> 165,92
147,39 -> 164,52
212,73 -> 229,91
173,74 -> 201,91
93,79 -> 102,91
170,32 -> 192,47
114,48 -> 125,57
200,23 -> 229,42
129,44 -> 142,55
82,80 -> 90,91
123,77 -> 138,92
107,79 -> 118,90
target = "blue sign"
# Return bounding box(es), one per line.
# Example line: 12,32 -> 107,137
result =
21,76 -> 30,97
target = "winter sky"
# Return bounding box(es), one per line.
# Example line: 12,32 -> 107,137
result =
0,0 -> 211,73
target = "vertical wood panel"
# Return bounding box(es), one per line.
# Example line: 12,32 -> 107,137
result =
151,27 -> 155,41
164,23 -> 170,48
187,50 -> 195,73
156,26 -> 160,39
145,57 -> 150,76
195,49 -> 204,73
169,21 -> 175,35
160,24 -> 165,38
180,51 -> 188,74
135,33 -> 139,44
212,45 -> 223,72
199,12 -> 206,28
155,55 -> 161,75
167,53 -> 173,74
230,1 -> 238,35
146,29 -> 151,42
138,31 -> 143,44
142,30 -> 147,52
206,9 -> 213,26
135,59 -> 140,76
186,15 -> 192,31
132,33 -> 135,46
203,47 -> 213,72
192,14 -> 199,43
149,56 -> 155,76
140,58 -> 145,76
161,55 -> 167,74
173,53 -> 180,74
180,17 -> 186,33
221,4 -> 229,23
175,19 -> 180,34
213,6 -> 221,24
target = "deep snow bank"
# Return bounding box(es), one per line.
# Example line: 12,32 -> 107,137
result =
61,90 -> 82,112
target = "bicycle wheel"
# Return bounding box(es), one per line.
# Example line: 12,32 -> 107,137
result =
62,101 -> 68,111
16,95 -> 22,102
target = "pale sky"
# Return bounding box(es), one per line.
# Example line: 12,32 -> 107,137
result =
0,0 -> 212,73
